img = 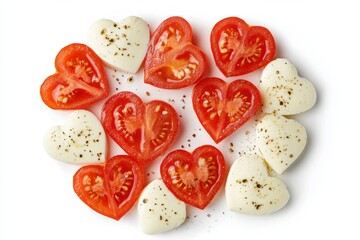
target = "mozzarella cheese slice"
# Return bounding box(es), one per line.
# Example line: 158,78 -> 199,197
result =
43,110 -> 106,164
226,155 -> 290,215
259,58 -> 317,115
88,16 -> 150,74
138,179 -> 186,234
256,113 -> 307,174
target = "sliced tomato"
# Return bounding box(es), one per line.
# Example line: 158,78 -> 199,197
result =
210,17 -> 276,77
144,16 -> 206,89
101,91 -> 179,164
40,43 -> 109,109
160,145 -> 226,209
73,164 -> 116,219
73,155 -> 144,220
192,77 -> 261,143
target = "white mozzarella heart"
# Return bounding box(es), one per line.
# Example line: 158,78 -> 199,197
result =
43,110 -> 106,164
138,179 -> 186,234
256,113 -> 307,174
259,58 -> 317,115
226,155 -> 290,215
88,16 -> 150,74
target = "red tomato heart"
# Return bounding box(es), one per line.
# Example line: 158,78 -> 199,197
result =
144,16 -> 206,89
192,77 -> 261,143
40,43 -> 109,109
210,17 -> 276,77
160,145 -> 226,209
73,155 -> 144,220
101,91 -> 179,164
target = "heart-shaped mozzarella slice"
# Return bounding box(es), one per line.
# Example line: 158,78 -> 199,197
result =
226,155 -> 290,215
43,110 -> 106,164
88,16 -> 150,74
138,179 -> 186,234
259,58 -> 317,115
256,113 -> 307,174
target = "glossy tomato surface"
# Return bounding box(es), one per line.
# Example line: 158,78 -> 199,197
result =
101,91 -> 179,164
144,16 -> 206,89
211,17 -> 276,77
73,155 -> 144,220
40,43 -> 109,109
192,77 -> 261,143
160,145 -> 226,209
73,164 -> 116,219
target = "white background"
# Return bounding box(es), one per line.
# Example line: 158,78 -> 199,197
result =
1,0 -> 359,239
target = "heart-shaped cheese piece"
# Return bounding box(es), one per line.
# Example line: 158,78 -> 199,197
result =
226,155 -> 290,215
88,16 -> 150,74
138,179 -> 186,234
259,58 -> 317,115
256,113 -> 307,174
43,110 -> 106,164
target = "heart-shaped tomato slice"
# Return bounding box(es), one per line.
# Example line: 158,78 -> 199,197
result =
144,16 -> 206,89
40,43 -> 109,109
192,77 -> 261,143
101,91 -> 179,164
73,155 -> 144,220
211,17 -> 276,77
160,145 -> 226,209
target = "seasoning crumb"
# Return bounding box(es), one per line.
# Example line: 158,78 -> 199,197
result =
146,91 -> 150,96
127,76 -> 134,82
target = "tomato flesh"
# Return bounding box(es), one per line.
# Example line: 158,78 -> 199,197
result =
101,91 -> 179,164
40,43 -> 109,109
160,145 -> 226,209
192,77 -> 261,143
73,155 -> 144,220
73,165 -> 116,219
211,17 -> 276,77
144,16 -> 206,89
104,156 -> 144,212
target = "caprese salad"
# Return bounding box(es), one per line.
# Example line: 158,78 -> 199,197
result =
40,15 -> 316,234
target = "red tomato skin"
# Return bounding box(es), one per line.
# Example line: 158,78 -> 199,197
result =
160,145 -> 226,209
144,16 -> 206,89
40,43 -> 109,109
210,17 -> 276,77
101,91 -> 179,164
192,77 -> 261,143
